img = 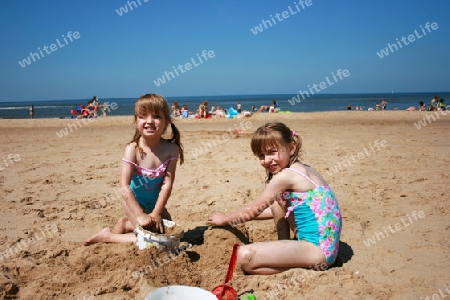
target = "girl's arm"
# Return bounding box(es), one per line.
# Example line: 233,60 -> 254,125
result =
207,172 -> 292,226
119,144 -> 147,228
149,144 -> 180,229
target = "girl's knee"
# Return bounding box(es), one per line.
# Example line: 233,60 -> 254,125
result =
118,216 -> 128,225
236,246 -> 256,271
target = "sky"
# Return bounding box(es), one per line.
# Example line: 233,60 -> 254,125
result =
0,0 -> 449,102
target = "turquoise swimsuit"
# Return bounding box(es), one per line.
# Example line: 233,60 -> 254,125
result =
122,157 -> 176,213
283,168 -> 342,264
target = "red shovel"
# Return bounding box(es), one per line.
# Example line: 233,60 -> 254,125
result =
212,243 -> 239,300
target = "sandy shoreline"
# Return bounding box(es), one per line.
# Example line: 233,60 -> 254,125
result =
1,111 -> 449,299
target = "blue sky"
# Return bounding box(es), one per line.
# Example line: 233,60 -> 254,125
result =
0,0 -> 449,102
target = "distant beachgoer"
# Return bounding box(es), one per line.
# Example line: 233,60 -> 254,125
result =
347,103 -> 352,110
257,99 -> 277,113
236,102 -> 242,113
215,106 -> 226,117
181,104 -> 189,118
171,101 -> 181,117
419,101 -> 426,111
92,96 -> 99,107
269,102 -> 276,113
197,100 -> 209,118
381,99 -> 388,110
29,105 -> 35,118
101,102 -> 108,117
429,95 -> 439,111
83,93 -> 184,246
437,99 -> 446,111
375,103 -> 381,111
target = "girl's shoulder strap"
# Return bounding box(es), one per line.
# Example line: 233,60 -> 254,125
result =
122,158 -> 138,167
286,168 -> 319,187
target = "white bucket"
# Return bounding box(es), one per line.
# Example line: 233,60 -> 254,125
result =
134,219 -> 183,252
145,285 -> 217,300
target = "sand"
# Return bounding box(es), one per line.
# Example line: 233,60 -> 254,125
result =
0,111 -> 449,300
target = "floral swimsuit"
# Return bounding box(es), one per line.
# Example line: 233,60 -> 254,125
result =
283,168 -> 342,264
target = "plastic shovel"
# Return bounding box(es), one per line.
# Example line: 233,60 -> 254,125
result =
211,243 -> 239,300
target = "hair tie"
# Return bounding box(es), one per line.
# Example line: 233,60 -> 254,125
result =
291,130 -> 298,137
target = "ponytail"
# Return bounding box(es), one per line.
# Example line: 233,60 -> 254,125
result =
129,130 -> 144,156
169,122 -> 184,165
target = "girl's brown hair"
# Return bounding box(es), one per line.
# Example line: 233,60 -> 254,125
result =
250,122 -> 301,182
129,94 -> 184,165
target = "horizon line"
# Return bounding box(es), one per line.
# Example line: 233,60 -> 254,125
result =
1,91 -> 449,103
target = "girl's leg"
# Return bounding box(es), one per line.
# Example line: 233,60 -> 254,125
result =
286,213 -> 297,239
236,240 -> 327,275
271,201 -> 290,240
83,216 -> 135,246
83,228 -> 136,246
112,216 -> 134,234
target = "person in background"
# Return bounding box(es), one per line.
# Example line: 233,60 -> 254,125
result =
419,101 -> 426,111
197,100 -> 209,118
237,102 -> 242,114
171,101 -> 181,117
257,99 -> 278,113
92,96 -> 99,107
29,105 -> 35,118
214,106 -> 226,117
429,95 -> 439,111
437,99 -> 446,111
101,102 -> 108,116
181,104 -> 189,118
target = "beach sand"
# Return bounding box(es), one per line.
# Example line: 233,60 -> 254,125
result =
0,111 -> 449,299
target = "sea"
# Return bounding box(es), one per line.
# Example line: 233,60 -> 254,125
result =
0,92 -> 448,119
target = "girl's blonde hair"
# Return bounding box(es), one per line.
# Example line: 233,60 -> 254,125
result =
250,122 -> 302,182
129,94 -> 184,165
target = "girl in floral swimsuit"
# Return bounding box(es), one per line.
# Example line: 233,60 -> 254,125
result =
83,94 -> 184,245
207,122 -> 342,275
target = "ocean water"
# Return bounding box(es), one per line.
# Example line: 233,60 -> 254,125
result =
0,92 -> 448,119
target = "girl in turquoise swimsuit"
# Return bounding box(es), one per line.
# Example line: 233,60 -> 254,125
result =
84,94 -> 184,245
207,122 -> 342,275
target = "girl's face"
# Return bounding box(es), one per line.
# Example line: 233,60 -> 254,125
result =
257,142 -> 295,175
136,111 -> 168,138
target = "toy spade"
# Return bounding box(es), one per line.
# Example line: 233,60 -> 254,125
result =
211,243 -> 239,300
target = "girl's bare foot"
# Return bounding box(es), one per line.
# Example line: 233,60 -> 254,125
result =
83,227 -> 112,246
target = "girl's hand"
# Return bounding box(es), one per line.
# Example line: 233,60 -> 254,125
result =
207,212 -> 229,226
149,213 -> 164,234
136,214 -> 154,229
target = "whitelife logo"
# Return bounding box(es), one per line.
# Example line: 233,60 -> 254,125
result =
18,31 -> 81,68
